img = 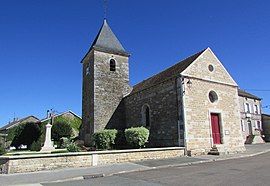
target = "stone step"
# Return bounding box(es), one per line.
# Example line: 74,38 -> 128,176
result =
208,146 -> 220,155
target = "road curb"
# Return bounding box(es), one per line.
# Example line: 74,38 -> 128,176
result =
109,148 -> 270,176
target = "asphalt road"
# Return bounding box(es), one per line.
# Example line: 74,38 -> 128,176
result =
43,152 -> 270,186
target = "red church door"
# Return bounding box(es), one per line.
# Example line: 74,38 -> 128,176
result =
211,113 -> 221,144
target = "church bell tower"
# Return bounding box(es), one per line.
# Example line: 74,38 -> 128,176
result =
80,19 -> 130,145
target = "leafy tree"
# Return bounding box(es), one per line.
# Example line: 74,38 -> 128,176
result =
29,139 -> 42,151
0,142 -> 5,155
53,116 -> 82,133
11,122 -> 41,149
51,121 -> 72,142
7,124 -> 24,142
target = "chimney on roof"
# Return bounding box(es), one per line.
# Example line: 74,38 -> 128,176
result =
46,110 -> 50,119
13,117 -> 19,122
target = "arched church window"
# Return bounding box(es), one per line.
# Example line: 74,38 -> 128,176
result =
110,59 -> 116,71
142,104 -> 150,127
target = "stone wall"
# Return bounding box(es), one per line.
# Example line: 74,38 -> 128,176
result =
124,78 -> 181,147
4,154 -> 92,174
0,147 -> 184,174
96,148 -> 184,165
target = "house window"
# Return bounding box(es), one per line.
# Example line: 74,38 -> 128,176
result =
254,105 -> 259,114
110,59 -> 116,71
245,103 -> 250,113
241,120 -> 245,132
142,104 -> 150,128
257,121 -> 261,130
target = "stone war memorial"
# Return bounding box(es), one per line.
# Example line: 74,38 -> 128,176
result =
79,19 -> 246,156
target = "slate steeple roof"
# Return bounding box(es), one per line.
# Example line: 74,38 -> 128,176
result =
90,19 -> 129,56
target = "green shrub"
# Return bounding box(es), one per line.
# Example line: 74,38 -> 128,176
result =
125,127 -> 149,148
66,142 -> 80,152
60,137 -> 70,148
0,143 -> 5,155
93,129 -> 117,150
29,140 -> 42,151
114,130 -> 127,149
11,122 -> 41,149
51,149 -> 69,154
52,121 -> 72,142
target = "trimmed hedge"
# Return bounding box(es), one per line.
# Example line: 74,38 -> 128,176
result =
114,130 -> 128,149
125,127 -> 149,148
93,129 -> 117,150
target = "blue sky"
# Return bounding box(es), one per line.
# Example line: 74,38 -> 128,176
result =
0,0 -> 269,126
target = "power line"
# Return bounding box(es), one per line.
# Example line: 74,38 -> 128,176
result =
243,89 -> 270,92
263,105 -> 270,109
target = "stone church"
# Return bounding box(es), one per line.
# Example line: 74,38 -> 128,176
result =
80,19 -> 245,155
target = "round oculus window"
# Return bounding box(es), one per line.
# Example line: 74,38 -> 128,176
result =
208,64 -> 214,72
209,91 -> 218,103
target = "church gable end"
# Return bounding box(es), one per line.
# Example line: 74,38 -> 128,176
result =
181,48 -> 237,86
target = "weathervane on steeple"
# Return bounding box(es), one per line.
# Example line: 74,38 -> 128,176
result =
103,0 -> 108,20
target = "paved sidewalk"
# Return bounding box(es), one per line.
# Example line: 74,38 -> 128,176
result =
0,163 -> 149,186
196,143 -> 270,161
1,143 -> 269,186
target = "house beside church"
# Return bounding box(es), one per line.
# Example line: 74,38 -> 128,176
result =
80,19 -> 246,155
238,89 -> 264,144
0,116 -> 39,135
